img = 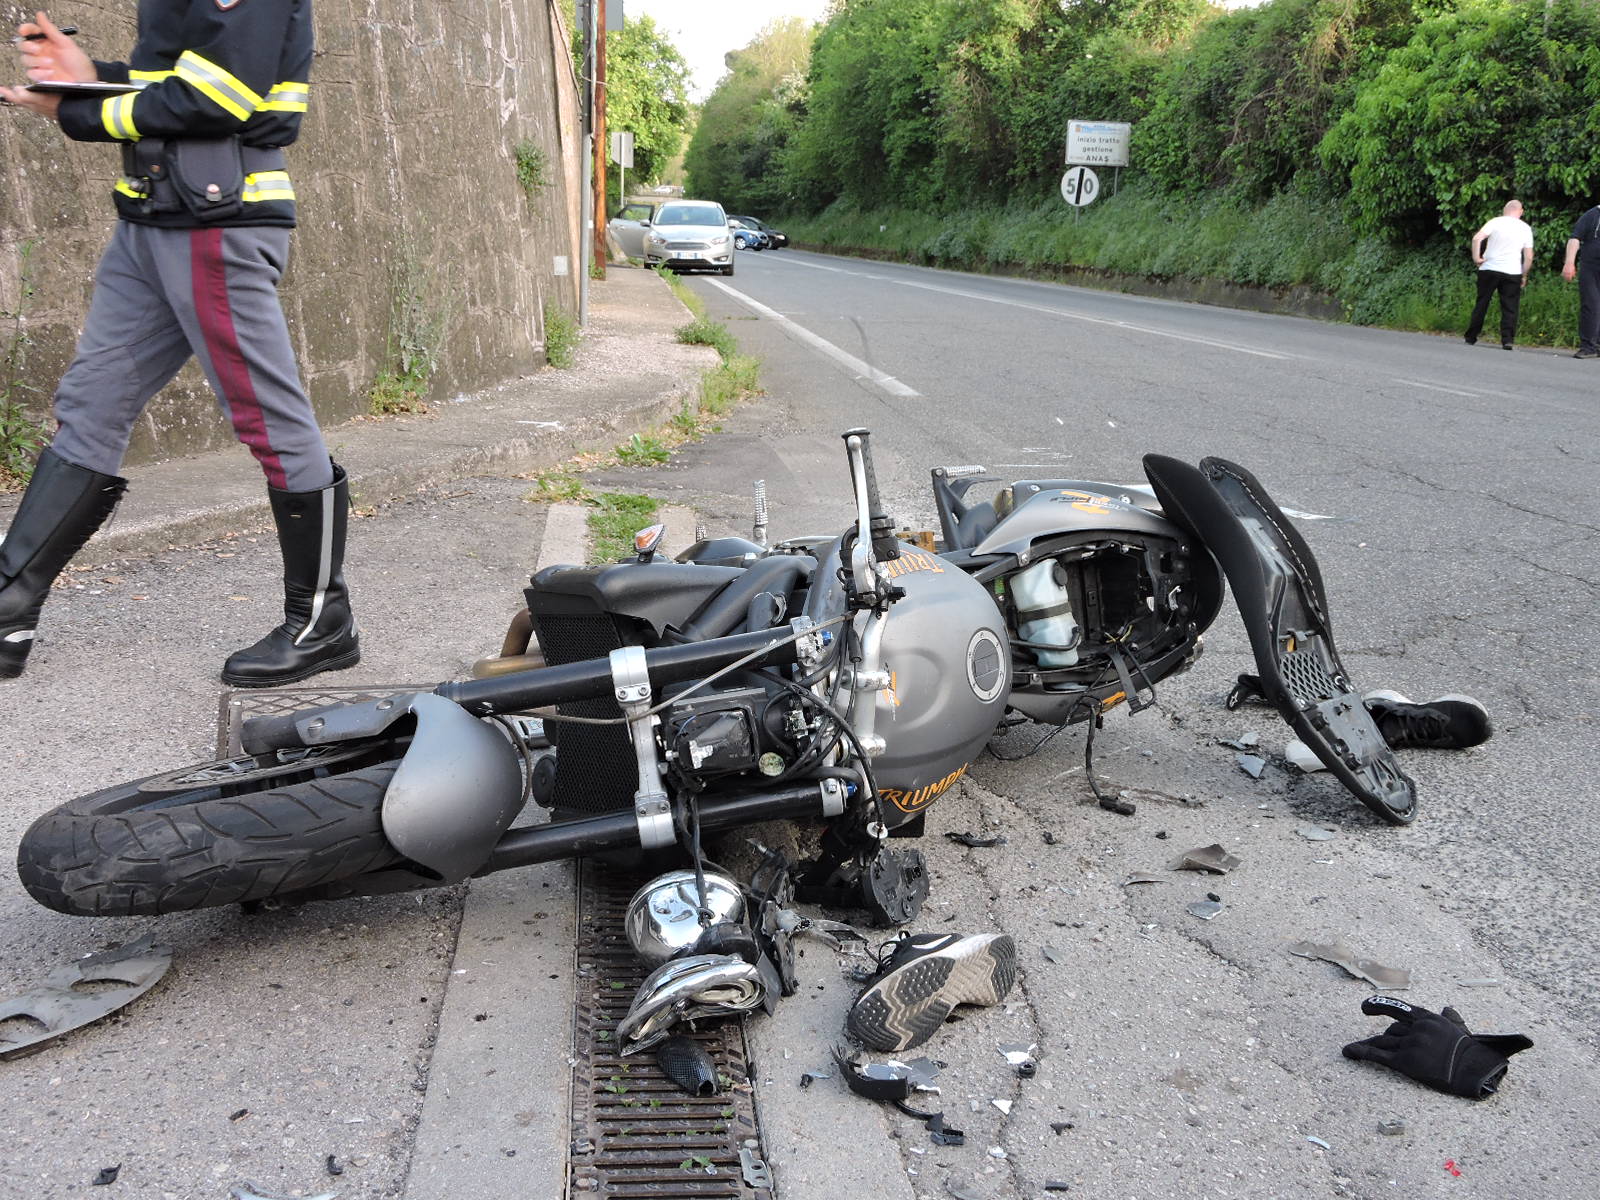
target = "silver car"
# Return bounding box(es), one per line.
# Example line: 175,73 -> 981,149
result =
611,201 -> 657,258
641,200 -> 735,275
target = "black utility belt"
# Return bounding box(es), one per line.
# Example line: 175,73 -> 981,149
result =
121,137 -> 287,222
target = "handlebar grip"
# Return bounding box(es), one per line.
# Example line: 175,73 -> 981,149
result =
842,427 -> 900,561
239,711 -> 305,754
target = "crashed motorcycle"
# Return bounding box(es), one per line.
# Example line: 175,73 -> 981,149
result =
15,429 -> 1417,927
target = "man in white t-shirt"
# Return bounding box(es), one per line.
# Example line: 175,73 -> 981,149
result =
1464,200 -> 1535,349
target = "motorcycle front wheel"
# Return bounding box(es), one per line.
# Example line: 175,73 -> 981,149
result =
17,745 -> 406,917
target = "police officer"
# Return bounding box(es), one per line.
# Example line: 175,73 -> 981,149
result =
0,6 -> 357,686
1562,201 -> 1600,358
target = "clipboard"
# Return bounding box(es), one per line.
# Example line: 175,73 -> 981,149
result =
25,81 -> 144,96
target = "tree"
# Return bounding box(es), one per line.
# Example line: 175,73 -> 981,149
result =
606,15 -> 693,204
684,18 -> 817,211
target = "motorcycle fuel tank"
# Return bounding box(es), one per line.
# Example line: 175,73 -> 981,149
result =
866,548 -> 1010,826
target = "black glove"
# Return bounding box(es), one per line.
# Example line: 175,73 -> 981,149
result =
1342,995 -> 1532,1099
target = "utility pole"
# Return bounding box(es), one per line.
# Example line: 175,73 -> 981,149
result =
593,14 -> 608,280
578,0 -> 596,326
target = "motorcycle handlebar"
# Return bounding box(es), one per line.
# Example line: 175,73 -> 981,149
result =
240,626 -> 805,753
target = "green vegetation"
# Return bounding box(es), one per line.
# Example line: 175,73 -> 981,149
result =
602,15 -> 693,206
543,301 -> 580,368
514,140 -> 550,200
675,316 -> 738,358
587,492 -> 659,563
369,251 -> 453,416
615,433 -> 672,465
1,238 -> 49,488
682,0 -> 1600,344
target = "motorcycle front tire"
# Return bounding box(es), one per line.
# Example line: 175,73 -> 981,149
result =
17,750 -> 406,917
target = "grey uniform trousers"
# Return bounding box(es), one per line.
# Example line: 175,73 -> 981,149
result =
50,221 -> 331,493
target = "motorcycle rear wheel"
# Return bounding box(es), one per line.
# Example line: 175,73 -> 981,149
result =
17,747 -> 405,917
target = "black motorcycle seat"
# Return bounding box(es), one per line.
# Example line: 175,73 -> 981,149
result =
529,562 -> 745,637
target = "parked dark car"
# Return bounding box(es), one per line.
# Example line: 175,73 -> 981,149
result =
728,216 -> 788,249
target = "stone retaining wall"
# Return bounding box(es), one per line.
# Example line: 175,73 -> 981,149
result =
0,0 -> 582,464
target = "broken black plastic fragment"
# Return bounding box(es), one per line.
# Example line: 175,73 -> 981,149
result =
946,830 -> 1007,848
657,1036 -> 719,1096
91,1165 -> 120,1186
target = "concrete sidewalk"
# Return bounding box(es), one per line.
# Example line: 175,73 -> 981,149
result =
1,265 -> 715,566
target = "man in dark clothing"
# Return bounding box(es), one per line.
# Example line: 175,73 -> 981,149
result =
1562,203 -> 1600,358
0,6 -> 357,685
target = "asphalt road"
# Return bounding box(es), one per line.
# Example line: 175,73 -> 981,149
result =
588,247 -> 1600,1197
1,249 -> 1596,1200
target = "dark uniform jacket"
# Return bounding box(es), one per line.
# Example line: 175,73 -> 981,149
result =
55,0 -> 312,228
1572,206 -> 1600,268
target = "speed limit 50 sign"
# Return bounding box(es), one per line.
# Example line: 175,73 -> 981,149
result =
1060,166 -> 1100,207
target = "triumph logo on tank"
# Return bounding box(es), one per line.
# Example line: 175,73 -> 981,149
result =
880,764 -> 969,814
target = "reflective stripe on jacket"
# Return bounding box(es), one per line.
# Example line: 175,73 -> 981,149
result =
56,0 -> 313,228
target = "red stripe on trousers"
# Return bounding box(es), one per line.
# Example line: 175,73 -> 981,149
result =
190,228 -> 287,489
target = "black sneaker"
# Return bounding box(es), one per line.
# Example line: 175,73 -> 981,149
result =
1502,343 -> 1514,351
1574,348 -> 1599,359
846,932 -> 1017,1052
1464,336 -> 1477,346
1363,690 -> 1492,750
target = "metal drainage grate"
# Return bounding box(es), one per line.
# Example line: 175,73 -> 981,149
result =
216,684 -> 425,756
571,859 -> 773,1199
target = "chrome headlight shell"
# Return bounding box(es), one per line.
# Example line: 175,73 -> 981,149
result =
624,869 -> 746,963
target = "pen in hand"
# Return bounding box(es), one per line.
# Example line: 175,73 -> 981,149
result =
13,25 -> 78,44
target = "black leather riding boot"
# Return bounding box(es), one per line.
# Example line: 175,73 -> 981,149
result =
0,448 -> 127,678
221,461 -> 360,687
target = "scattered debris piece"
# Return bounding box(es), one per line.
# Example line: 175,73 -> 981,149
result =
987,1145 -> 1007,1159
0,934 -> 173,1060
229,1108 -> 250,1122
1285,740 -> 1326,773
91,1165 -> 120,1187
1187,900 -> 1224,921
1306,1135 -> 1331,1150
1377,1119 -> 1406,1136
946,831 -> 1007,849
1216,732 -> 1261,751
998,1042 -> 1037,1065
1169,844 -> 1241,874
231,1187 -> 338,1200
1041,945 -> 1065,964
1050,1121 -> 1074,1134
656,1036 -> 719,1096
1444,1160 -> 1463,1177
1287,940 -> 1411,990
1226,673 -> 1272,708
946,1176 -> 985,1200
1042,831 -> 1058,845
1015,1059 -> 1037,1079
740,1147 -> 772,1189
325,1155 -> 344,1177
1122,872 -> 1166,886
833,1046 -> 939,1103
1236,753 -> 1267,779
1044,1184 -> 1071,1193
927,1112 -> 965,1146
1295,825 -> 1337,841
799,1067 -> 832,1089
992,1098 -> 1013,1115
1458,979 -> 1502,989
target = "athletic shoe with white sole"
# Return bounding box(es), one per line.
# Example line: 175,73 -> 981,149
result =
1362,690 -> 1492,750
846,931 -> 1017,1052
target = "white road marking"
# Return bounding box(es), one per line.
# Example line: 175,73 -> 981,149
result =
703,278 -> 921,398
770,255 -> 1292,360
1390,378 -> 1481,397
